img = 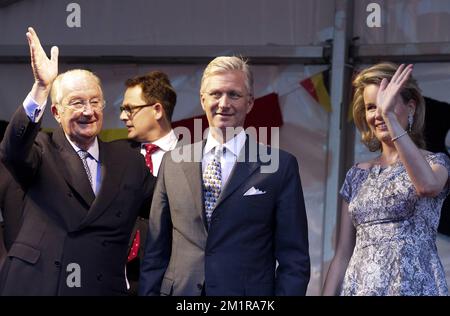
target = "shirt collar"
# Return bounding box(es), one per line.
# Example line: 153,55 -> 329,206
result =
65,135 -> 100,162
141,129 -> 178,152
203,129 -> 246,157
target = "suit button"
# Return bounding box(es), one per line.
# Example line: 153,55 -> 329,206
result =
101,240 -> 108,247
54,261 -> 61,268
97,273 -> 103,281
67,192 -> 73,198
115,211 -> 122,218
196,283 -> 203,290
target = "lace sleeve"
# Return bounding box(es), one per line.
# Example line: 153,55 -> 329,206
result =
340,167 -> 356,203
339,165 -> 370,203
426,152 -> 450,196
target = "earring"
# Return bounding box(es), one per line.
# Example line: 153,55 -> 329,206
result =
408,112 -> 414,132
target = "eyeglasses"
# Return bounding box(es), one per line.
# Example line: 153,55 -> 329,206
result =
205,90 -> 250,101
64,98 -> 106,111
119,103 -> 155,117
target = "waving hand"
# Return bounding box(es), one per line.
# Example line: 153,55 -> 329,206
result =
26,27 -> 59,89
376,64 -> 413,116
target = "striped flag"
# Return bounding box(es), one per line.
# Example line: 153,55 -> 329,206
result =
300,69 -> 332,112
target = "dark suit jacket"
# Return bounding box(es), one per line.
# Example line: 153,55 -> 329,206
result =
0,162 -> 25,251
139,138 -> 310,296
126,143 -> 177,295
0,122 -> 22,265
0,106 -> 154,295
125,193 -> 154,295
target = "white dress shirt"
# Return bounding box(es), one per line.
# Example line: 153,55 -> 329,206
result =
140,129 -> 178,177
202,130 -> 246,187
23,93 -> 46,123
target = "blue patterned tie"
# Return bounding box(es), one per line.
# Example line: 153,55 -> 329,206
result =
203,146 -> 223,227
77,150 -> 93,190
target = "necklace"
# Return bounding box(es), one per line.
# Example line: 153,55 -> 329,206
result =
374,155 -> 399,168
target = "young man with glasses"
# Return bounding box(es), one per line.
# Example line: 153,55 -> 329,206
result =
119,71 -> 178,295
0,28 -> 154,295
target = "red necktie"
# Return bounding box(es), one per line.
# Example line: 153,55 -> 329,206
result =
127,143 -> 160,263
127,229 -> 140,262
144,143 -> 160,175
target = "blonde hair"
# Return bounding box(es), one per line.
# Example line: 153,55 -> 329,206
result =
200,56 -> 253,95
51,69 -> 103,106
352,62 -> 425,151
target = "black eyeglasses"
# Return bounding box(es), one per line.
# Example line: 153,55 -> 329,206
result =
119,103 -> 155,117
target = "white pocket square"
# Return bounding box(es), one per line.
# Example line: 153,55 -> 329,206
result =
243,186 -> 266,196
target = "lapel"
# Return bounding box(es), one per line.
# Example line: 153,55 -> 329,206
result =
52,128 -> 95,208
213,137 -> 260,212
78,139 -> 126,229
181,141 -> 208,234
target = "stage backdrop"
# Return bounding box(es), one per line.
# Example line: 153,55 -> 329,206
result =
0,62 -> 330,295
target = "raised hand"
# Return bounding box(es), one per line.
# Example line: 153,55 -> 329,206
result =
376,64 -> 413,117
26,27 -> 59,89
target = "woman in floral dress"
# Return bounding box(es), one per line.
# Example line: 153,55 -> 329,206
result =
323,63 -> 449,296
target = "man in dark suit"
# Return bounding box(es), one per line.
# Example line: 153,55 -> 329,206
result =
139,56 -> 310,296
119,71 -> 178,295
0,163 -> 25,252
0,27 -> 153,295
0,161 -> 9,266
0,120 -> 8,262
0,212 -> 4,267
0,122 -> 26,270
1,120 -> 27,257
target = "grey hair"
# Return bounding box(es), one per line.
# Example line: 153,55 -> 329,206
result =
50,69 -> 103,105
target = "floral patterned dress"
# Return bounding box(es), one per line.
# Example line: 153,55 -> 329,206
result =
340,152 -> 450,296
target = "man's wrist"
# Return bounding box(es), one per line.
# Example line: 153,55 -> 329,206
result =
30,82 -> 51,106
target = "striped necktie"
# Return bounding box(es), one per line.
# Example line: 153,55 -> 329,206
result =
77,150 -> 93,190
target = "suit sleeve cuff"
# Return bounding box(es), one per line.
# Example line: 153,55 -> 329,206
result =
23,93 -> 47,123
